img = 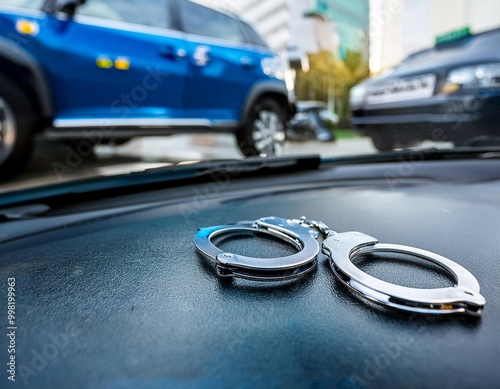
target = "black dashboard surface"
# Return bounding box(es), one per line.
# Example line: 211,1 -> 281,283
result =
1,159 -> 500,388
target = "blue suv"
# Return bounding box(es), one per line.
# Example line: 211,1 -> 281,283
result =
0,0 -> 292,179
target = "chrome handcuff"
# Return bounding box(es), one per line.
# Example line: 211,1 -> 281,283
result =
194,216 -> 486,317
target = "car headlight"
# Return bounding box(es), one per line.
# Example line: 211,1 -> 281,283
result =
441,63 -> 500,94
349,84 -> 367,107
261,57 -> 285,80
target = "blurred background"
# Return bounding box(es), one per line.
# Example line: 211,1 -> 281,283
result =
232,0 -> 500,124
1,0 -> 500,192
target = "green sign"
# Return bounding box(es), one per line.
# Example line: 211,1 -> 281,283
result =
436,27 -> 472,46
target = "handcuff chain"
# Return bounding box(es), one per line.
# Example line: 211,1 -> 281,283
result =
298,217 -> 337,238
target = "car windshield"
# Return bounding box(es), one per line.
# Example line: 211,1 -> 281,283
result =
1,0 -> 500,193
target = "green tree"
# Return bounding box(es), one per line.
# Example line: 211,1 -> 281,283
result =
295,50 -> 369,125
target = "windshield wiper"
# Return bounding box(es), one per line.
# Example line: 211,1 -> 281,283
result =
323,146 -> 500,165
2,147 -> 500,214
0,204 -> 50,221
0,156 -> 322,210
466,136 -> 500,148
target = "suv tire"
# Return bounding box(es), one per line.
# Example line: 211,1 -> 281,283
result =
371,136 -> 396,151
0,74 -> 37,180
237,98 -> 286,157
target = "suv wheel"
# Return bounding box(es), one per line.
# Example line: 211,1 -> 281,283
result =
237,98 -> 286,157
0,75 -> 37,180
371,136 -> 397,151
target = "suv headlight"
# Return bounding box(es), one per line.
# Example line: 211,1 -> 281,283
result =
349,84 -> 367,107
261,57 -> 285,80
441,63 -> 500,94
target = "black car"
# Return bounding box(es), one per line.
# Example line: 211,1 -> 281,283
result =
287,101 -> 339,142
350,28 -> 500,150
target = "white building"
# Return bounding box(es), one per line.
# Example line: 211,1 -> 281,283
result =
238,0 -> 291,53
193,0 -> 240,12
372,0 -> 500,72
237,0 -> 323,56
196,0 -> 303,54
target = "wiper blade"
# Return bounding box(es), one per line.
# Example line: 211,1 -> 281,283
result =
323,146 -> 500,165
0,204 -> 50,221
466,136 -> 500,147
0,156 -> 321,210
3,147 -> 498,212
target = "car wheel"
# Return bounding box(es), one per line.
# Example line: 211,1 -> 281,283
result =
371,136 -> 397,151
398,139 -> 421,149
0,75 -> 37,180
237,98 -> 286,157
106,138 -> 132,146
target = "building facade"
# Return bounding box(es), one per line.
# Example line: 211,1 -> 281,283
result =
237,0 -> 369,62
308,0 -> 370,61
374,0 -> 500,72
237,0 -> 292,54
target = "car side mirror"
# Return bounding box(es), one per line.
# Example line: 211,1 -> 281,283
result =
57,0 -> 86,16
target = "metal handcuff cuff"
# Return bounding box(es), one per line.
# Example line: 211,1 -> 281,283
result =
194,217 -> 485,317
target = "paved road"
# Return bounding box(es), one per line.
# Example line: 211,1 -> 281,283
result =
0,134 -> 376,193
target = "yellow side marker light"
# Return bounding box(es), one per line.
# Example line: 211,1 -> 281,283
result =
114,57 -> 131,71
16,19 -> 39,36
96,57 -> 113,69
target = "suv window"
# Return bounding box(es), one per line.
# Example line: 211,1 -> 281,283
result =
179,0 -> 244,43
1,0 -> 44,9
76,0 -> 171,29
240,21 -> 268,47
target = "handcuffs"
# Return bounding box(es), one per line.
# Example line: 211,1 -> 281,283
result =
194,217 -> 486,317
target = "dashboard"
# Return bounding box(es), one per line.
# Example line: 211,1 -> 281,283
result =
1,158 -> 499,388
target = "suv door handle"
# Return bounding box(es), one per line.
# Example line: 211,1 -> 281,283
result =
159,46 -> 187,61
241,57 -> 257,68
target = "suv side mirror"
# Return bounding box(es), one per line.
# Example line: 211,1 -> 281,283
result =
57,0 -> 86,16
